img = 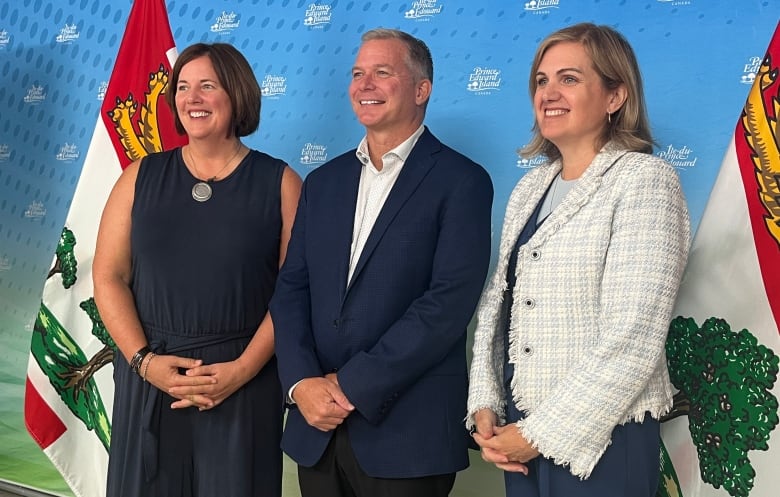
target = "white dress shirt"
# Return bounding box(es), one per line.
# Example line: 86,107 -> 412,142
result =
348,125 -> 425,283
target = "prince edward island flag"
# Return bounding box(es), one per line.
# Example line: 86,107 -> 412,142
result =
23,1 -> 186,496
657,21 -> 780,497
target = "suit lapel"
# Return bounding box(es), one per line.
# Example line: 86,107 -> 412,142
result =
334,158 -> 363,293
346,129 -> 439,292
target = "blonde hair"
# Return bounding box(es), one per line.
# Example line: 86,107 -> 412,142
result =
521,23 -> 654,161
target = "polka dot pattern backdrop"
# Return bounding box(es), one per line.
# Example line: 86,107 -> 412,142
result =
0,0 -> 778,495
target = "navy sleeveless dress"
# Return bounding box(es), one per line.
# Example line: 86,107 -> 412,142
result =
106,148 -> 286,497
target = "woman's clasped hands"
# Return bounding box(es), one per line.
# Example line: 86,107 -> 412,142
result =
143,353 -> 252,411
472,408 -> 540,475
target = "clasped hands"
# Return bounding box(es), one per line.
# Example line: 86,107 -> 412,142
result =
144,353 -> 251,411
472,408 -> 539,474
292,373 -> 355,431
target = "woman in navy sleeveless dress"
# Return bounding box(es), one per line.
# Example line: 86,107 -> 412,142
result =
94,43 -> 302,497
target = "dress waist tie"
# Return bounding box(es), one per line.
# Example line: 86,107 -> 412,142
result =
140,328 -> 255,482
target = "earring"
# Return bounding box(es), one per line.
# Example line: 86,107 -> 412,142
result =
607,112 -> 612,124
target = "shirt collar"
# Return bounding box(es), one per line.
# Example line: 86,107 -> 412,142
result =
355,125 -> 426,166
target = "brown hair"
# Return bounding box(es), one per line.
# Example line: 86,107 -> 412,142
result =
165,42 -> 261,137
521,23 -> 654,161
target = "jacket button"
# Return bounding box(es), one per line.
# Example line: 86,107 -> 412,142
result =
522,297 -> 536,309
521,344 -> 534,356
530,249 -> 541,260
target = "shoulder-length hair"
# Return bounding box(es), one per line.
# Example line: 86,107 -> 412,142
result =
521,23 -> 654,161
165,42 -> 261,138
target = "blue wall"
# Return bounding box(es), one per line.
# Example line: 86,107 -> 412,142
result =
1,0 -> 778,494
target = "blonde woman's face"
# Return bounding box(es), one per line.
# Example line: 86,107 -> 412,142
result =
533,42 -> 615,151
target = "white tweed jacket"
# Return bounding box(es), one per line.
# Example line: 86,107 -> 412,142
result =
466,143 -> 690,479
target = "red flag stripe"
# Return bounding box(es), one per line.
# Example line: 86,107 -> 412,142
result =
24,378 -> 67,450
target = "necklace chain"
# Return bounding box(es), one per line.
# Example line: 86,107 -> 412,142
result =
188,142 -> 243,182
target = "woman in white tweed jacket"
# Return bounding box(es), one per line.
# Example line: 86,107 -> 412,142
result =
467,23 -> 690,497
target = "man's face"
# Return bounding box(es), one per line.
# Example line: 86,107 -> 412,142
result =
349,38 -> 429,135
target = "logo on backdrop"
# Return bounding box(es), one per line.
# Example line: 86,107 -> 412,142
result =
467,67 -> 502,94
404,0 -> 443,20
517,152 -> 546,169
0,29 -> 9,48
0,255 -> 10,272
24,200 -> 46,219
524,0 -> 560,13
56,143 -> 80,162
304,4 -> 332,27
657,0 -> 692,5
300,143 -> 328,166
23,85 -> 46,104
97,81 -> 108,100
211,11 -> 240,34
0,144 -> 10,162
55,24 -> 80,43
657,144 -> 698,170
741,56 -> 761,85
261,75 -> 287,98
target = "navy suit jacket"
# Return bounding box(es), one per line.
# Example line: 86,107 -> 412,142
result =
270,127 -> 493,478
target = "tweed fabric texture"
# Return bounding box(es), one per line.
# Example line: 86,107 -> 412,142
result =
466,143 -> 690,479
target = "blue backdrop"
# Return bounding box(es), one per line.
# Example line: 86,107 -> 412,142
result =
1,0 -> 778,494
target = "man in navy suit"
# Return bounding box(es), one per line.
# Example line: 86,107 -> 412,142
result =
270,28 -> 493,497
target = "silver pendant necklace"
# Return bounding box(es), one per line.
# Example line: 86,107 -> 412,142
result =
191,181 -> 213,202
188,143 -> 242,202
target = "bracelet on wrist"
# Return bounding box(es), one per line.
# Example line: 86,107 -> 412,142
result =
142,353 -> 156,382
129,346 -> 151,375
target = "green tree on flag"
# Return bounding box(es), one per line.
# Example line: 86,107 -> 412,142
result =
658,317 -> 779,497
30,229 -> 117,451
47,227 -> 77,287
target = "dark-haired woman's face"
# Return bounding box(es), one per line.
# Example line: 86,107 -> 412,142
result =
533,42 -> 614,152
174,55 -> 233,140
